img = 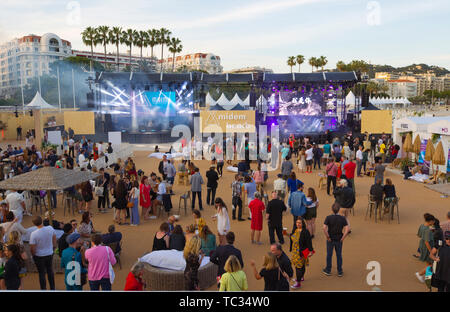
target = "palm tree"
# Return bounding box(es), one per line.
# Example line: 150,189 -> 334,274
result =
296,55 -> 305,72
121,29 -> 138,70
336,60 -> 347,72
147,29 -> 159,59
109,26 -> 123,71
319,56 -> 328,71
157,28 -> 172,72
135,30 -> 149,69
95,26 -> 110,70
168,37 -> 183,72
81,26 -> 97,71
287,56 -> 296,73
308,57 -> 317,72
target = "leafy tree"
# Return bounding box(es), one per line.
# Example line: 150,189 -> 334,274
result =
296,55 -> 305,72
287,56 -> 296,73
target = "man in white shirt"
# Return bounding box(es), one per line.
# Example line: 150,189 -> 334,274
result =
5,190 -> 26,224
78,150 -> 87,168
273,173 -> 287,202
30,216 -> 57,290
68,137 -> 75,158
356,145 -> 364,177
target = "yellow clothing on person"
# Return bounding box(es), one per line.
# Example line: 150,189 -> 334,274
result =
196,217 -> 206,234
290,229 -> 308,269
219,271 -> 248,291
379,144 -> 386,154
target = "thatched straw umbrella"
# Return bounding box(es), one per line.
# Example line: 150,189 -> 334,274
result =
403,133 -> 413,159
424,140 -> 435,162
432,141 -> 446,172
0,167 -> 99,224
412,134 -> 421,161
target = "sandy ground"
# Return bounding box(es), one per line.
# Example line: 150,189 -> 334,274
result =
8,147 -> 449,291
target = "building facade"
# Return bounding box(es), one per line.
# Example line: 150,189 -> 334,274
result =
375,72 -> 400,81
0,33 -> 72,96
386,79 -> 417,98
399,74 -> 445,95
224,66 -> 274,74
71,50 -> 157,72
159,53 -> 222,74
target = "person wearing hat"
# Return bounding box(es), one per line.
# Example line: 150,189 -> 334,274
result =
429,231 -> 450,292
60,232 -> 87,290
288,181 -> 312,235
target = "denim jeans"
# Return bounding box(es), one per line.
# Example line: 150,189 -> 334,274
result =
206,187 -> 217,205
191,191 -> 203,211
325,240 -> 343,274
89,278 -> 112,291
33,255 -> 55,290
232,196 -> 242,219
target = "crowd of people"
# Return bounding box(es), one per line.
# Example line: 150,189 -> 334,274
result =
0,128 -> 448,292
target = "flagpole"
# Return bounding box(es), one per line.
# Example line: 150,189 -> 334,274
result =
72,68 -> 76,110
57,66 -> 61,112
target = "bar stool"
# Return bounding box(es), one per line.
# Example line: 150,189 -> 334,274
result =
366,194 -> 379,222
62,192 -> 75,216
31,192 -> 47,215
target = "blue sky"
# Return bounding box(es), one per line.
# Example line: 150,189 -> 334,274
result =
1,0 -> 449,72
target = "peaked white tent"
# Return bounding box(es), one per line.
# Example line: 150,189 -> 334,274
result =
229,93 -> 242,106
242,94 -> 250,106
345,91 -> 356,110
27,92 -> 56,109
205,92 -> 216,107
216,93 -> 230,106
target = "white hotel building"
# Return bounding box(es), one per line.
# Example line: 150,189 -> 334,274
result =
159,53 -> 223,74
0,33 -> 72,96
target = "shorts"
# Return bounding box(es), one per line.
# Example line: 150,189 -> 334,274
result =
323,153 -> 330,159
304,207 -> 317,220
306,159 -> 313,166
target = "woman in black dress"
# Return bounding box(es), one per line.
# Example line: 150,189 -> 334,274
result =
4,244 -> 24,290
113,179 -> 128,225
169,225 -> 186,251
250,252 -> 288,291
183,235 -> 204,290
81,180 -> 93,213
152,222 -> 170,251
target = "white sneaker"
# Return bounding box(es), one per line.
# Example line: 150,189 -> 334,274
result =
415,272 -> 425,283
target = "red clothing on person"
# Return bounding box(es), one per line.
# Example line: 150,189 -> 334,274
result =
139,183 -> 151,209
344,161 -> 356,179
249,198 -> 265,231
124,272 -> 144,291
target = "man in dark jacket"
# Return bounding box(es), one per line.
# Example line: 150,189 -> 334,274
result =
237,160 -> 249,176
333,179 -> 355,232
271,243 -> 293,291
210,232 -> 244,279
266,191 -> 287,244
206,166 -> 219,206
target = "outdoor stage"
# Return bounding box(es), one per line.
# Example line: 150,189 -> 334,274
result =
88,71 -> 359,143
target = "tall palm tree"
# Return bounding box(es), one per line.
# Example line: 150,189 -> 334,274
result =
135,30 -> 149,68
81,26 -> 97,71
109,26 -> 123,71
95,26 -> 110,70
287,56 -> 296,73
121,29 -> 138,70
336,60 -> 347,72
308,57 -> 317,72
319,56 -> 328,71
157,28 -> 172,72
168,37 -> 183,72
296,55 -> 305,72
147,29 -> 159,59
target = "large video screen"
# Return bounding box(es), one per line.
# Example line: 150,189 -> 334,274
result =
143,91 -> 177,116
278,91 -> 323,116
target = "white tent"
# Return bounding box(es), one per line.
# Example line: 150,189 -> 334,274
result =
216,93 -> 230,106
26,92 -> 56,109
345,91 -> 356,110
229,93 -> 242,106
242,94 -> 250,106
205,92 -> 216,107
